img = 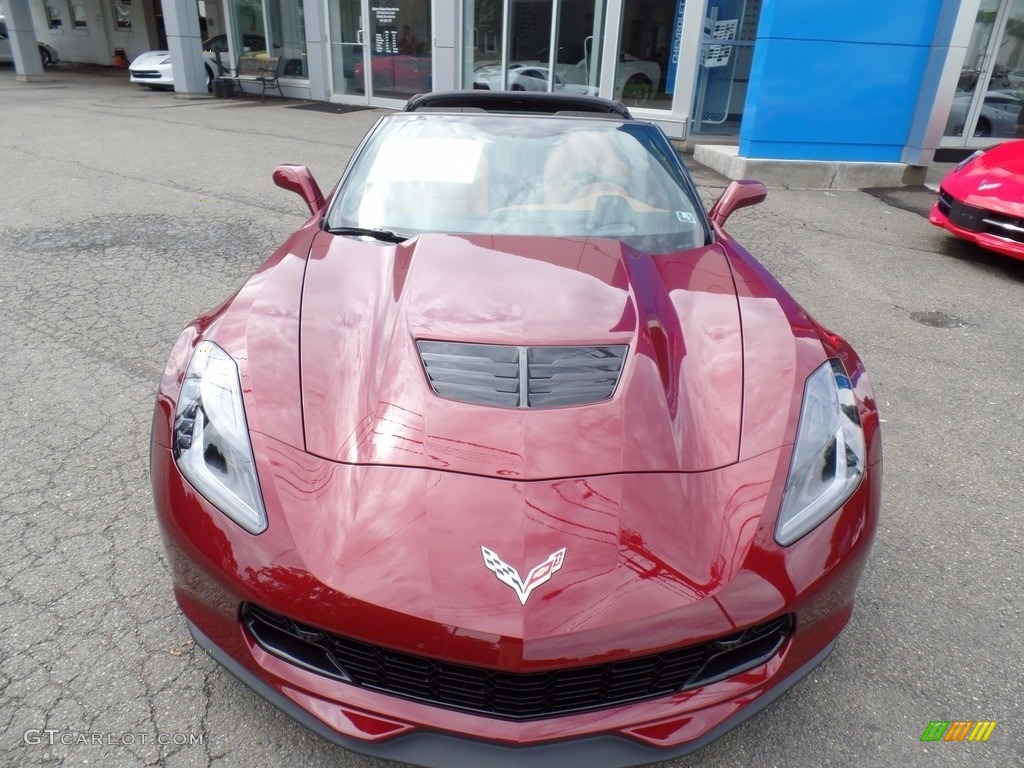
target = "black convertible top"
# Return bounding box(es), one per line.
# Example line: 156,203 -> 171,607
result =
403,90 -> 634,119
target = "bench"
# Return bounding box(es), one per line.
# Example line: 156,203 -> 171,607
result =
224,55 -> 283,101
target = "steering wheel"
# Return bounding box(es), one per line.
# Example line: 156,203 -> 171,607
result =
563,174 -> 631,203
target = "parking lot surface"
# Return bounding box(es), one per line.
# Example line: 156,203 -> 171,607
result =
0,65 -> 1021,768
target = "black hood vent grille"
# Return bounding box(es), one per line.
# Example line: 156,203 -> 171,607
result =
417,341 -> 627,408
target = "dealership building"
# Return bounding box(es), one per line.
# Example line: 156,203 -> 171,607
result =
3,0 -> 1021,183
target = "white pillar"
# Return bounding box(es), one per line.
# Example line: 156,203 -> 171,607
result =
303,0 -> 331,100
432,0 -> 457,90
162,0 -> 209,96
5,0 -> 45,79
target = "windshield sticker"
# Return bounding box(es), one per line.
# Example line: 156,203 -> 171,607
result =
370,138 -> 483,184
675,211 -> 695,223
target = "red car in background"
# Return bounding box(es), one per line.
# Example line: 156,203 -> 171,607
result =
353,53 -> 431,94
930,140 -> 1024,261
150,92 -> 881,767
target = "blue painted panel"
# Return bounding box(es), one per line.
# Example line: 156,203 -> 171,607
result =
739,37 -> 932,162
757,0 -> 944,47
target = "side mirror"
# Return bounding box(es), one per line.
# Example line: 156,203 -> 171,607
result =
273,164 -> 326,216
708,180 -> 767,227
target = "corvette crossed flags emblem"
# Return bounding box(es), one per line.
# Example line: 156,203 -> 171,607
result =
481,546 -> 566,605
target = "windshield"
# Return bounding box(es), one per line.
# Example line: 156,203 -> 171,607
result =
326,114 -> 708,253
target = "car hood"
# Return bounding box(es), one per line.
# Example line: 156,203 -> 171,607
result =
297,232 -> 748,477
253,441 -> 791,648
130,49 -> 218,67
945,140 -> 1024,214
130,50 -> 172,67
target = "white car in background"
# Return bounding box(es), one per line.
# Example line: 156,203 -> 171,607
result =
129,34 -> 266,90
0,15 -> 58,67
474,50 -> 660,105
474,63 -> 596,95
604,52 -> 661,104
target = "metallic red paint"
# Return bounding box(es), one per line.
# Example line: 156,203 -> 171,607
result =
353,54 -> 433,93
152,433 -> 878,752
929,140 -> 1024,261
299,233 -> 745,475
151,152 -> 881,765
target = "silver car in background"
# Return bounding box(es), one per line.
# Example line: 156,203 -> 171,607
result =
0,15 -> 58,67
945,88 -> 1024,138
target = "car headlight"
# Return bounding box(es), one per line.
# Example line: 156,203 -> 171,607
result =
173,341 -> 267,534
954,149 -> 984,172
775,360 -> 865,546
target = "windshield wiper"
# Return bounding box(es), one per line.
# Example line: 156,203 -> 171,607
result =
326,226 -> 410,243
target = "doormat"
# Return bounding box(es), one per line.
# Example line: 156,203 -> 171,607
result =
288,102 -> 373,114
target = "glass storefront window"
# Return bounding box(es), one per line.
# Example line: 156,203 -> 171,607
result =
328,0 -> 432,100
944,0 -> 1024,143
327,0 -> 362,96
614,0 -> 674,108
465,0 -> 604,97
367,1 -> 432,99
553,0 -> 604,96
267,0 -> 308,76
690,0 -> 759,134
228,0 -> 267,58
112,0 -> 131,30
613,0 -> 760,132
463,0 -> 503,87
459,0 -> 764,135
71,3 -> 87,28
45,2 -> 64,30
509,0 -> 552,65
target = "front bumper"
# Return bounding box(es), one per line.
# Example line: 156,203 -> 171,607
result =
189,617 -> 836,768
152,433 -> 879,767
129,68 -> 172,86
930,189 -> 1024,261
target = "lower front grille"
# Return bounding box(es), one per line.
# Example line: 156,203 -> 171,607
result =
942,191 -> 986,231
940,189 -> 1024,243
130,70 -> 162,79
937,188 -> 953,217
981,212 -> 1024,243
243,604 -> 792,720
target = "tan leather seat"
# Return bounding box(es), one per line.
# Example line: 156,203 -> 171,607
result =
542,131 -> 631,205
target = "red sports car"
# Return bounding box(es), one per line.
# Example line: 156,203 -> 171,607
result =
151,91 -> 881,767
930,140 -> 1024,261
353,53 -> 432,94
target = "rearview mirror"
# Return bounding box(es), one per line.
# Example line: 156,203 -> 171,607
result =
273,164 -> 326,216
708,180 -> 767,227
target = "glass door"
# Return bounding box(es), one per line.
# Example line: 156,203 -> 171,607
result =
329,0 -> 432,103
943,0 -> 1024,147
367,2 -> 432,99
328,0 -> 368,99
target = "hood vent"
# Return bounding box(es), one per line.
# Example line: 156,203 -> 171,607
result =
417,341 -> 627,408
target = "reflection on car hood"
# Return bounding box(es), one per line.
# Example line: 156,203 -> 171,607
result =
129,49 -> 218,67
944,139 -> 1024,215
264,440 -> 783,645
129,50 -> 172,67
297,232 -> 747,477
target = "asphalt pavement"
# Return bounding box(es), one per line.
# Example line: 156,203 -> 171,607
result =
0,63 -> 1021,768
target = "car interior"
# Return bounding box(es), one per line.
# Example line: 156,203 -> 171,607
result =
333,110 -> 706,253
